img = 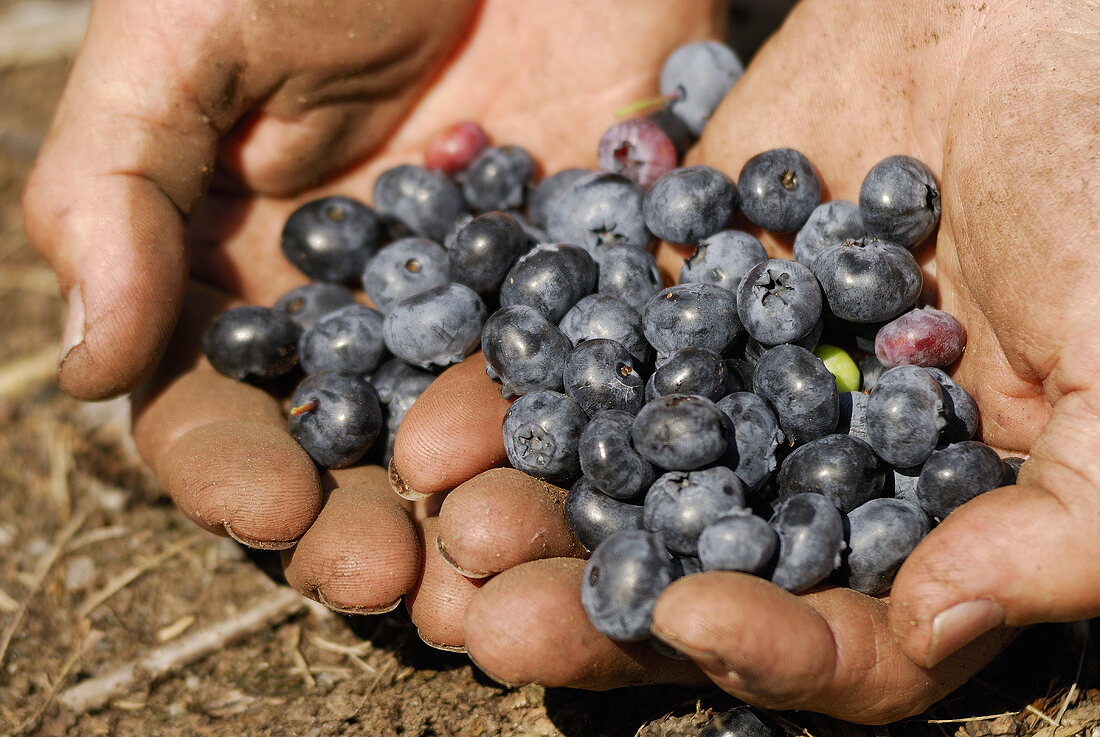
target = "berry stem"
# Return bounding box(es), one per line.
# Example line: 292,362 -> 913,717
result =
289,399 -> 319,416
613,92 -> 681,118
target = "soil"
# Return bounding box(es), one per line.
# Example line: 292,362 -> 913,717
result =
1,4 -> 1099,737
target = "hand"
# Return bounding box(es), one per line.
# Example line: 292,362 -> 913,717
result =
392,0 -> 1100,720
22,0 -> 722,638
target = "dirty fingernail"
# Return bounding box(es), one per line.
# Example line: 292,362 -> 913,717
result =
59,283 -> 85,368
389,457 -> 430,501
925,599 -> 1005,668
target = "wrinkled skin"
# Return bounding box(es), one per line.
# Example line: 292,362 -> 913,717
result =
23,0 -> 1100,726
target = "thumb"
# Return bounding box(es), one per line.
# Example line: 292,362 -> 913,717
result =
889,386 -> 1100,667
23,1 -> 226,399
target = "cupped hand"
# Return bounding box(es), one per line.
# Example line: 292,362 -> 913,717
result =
393,0 -> 1100,721
22,0 -> 721,634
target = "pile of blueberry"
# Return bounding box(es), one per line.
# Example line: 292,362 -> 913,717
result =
200,39 -> 1022,649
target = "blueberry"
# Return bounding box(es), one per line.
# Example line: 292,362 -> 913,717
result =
844,497 -> 930,596
642,166 -> 739,244
700,707 -> 777,737
837,390 -> 871,444
891,465 -> 923,505
860,354 -> 887,391
273,283 -> 356,330
1001,456 -> 1025,486
716,392 -> 784,494
545,172 -> 651,256
642,283 -> 741,359
463,145 -> 537,212
752,344 -> 839,446
372,164 -> 466,242
660,40 -> 743,136
776,434 -> 885,513
280,195 -> 384,283
632,394 -> 733,471
288,371 -> 383,468
812,238 -> 922,323
866,365 -> 946,467
386,369 -> 436,434
499,243 -> 598,324
298,303 -> 386,375
361,237 -> 451,314
562,339 -> 645,416
792,199 -> 866,268
202,305 -> 301,381
578,410 -> 657,500
448,211 -> 528,294
482,305 -> 572,398
644,466 -> 747,556
769,492 -> 845,593
644,107 -> 697,159
737,148 -> 821,233
594,243 -> 664,312
925,367 -> 979,443
697,509 -> 777,574
915,441 -> 1004,519
648,347 -> 730,402
528,168 -> 592,229
679,230 -> 767,294
597,118 -> 678,189
566,477 -> 645,551
559,294 -> 654,367
382,283 -> 487,370
501,390 -> 587,485
859,155 -> 941,248
370,357 -> 433,405
580,529 -> 677,642
736,258 -> 823,346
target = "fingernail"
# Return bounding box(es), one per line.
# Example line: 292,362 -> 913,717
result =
58,283 -> 85,368
416,630 -> 468,654
223,522 -> 297,551
316,589 -> 402,616
436,536 -> 493,579
388,457 -> 431,501
650,626 -> 745,684
925,599 -> 1005,668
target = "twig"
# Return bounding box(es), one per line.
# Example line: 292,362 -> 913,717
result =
1025,704 -> 1060,728
47,424 -> 73,520
352,657 -> 396,716
12,626 -> 94,736
1054,637 -> 1089,727
0,346 -> 59,400
58,587 -> 307,714
156,615 -> 196,642
0,584 -> 19,614
0,511 -> 88,670
926,711 -> 1020,724
76,535 -> 202,618
66,526 -> 131,553
307,633 -> 373,657
284,624 -> 316,688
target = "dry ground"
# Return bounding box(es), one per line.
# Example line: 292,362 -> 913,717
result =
1,2 -> 1099,736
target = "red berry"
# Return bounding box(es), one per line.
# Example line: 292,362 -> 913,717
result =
875,306 -> 966,368
424,121 -> 490,175
596,118 -> 677,188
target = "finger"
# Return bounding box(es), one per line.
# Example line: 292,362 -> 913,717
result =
405,516 -> 481,652
132,285 -> 322,549
22,0 -> 230,400
463,557 -> 706,689
391,352 -> 512,497
651,574 -> 1015,724
281,466 -> 421,614
436,468 -> 586,579
891,387 -> 1100,667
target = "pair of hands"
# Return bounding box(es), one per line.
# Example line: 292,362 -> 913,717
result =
23,0 -> 1100,724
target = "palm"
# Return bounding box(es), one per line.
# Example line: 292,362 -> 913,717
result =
185,1 -> 720,306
